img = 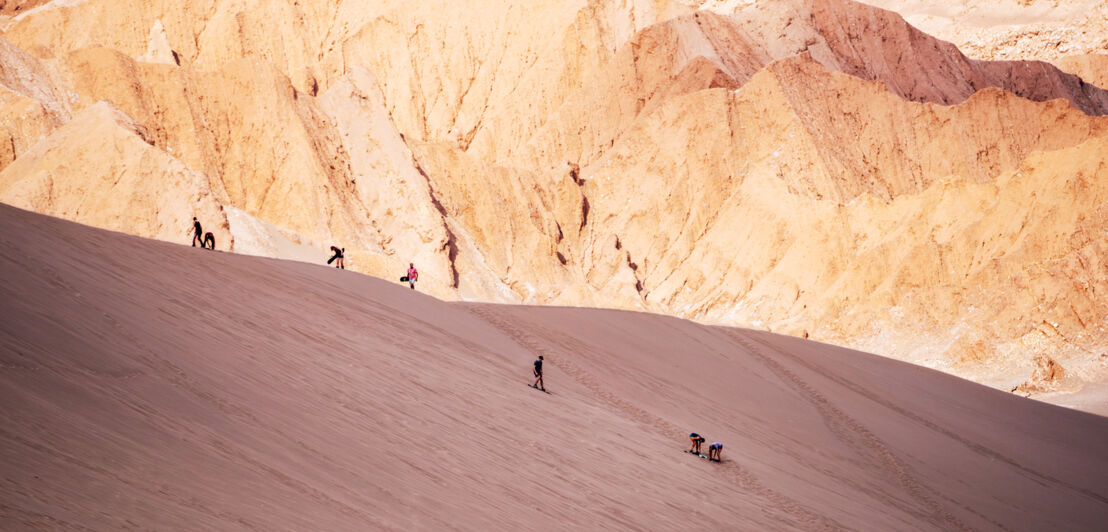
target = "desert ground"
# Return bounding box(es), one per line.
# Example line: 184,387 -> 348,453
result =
2,204 -> 1106,530
4,0 -> 1108,528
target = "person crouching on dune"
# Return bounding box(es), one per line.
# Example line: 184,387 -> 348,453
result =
327,246 -> 345,269
688,433 -> 705,455
708,441 -> 723,462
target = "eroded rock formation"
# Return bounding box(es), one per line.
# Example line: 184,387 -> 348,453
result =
1015,353 -> 1080,394
856,0 -> 1108,62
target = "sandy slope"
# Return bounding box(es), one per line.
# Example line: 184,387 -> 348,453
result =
1,204 -> 1106,530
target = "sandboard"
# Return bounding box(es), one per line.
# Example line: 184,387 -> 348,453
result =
400,276 -> 409,282
685,450 -> 708,459
528,383 -> 551,394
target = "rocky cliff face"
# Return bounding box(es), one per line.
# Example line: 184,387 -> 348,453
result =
1,0 -> 1106,396
856,0 -> 1108,62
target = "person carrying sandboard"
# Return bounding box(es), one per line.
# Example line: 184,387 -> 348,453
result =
327,246 -> 345,269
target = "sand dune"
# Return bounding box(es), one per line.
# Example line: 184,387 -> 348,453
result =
1,204 -> 1106,530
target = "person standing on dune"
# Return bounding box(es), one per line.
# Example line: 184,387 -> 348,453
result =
406,262 -> 418,290
188,217 -> 203,247
531,355 -> 545,391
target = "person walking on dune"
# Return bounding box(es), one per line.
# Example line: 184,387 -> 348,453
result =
188,217 -> 203,247
531,355 -> 545,391
707,441 -> 723,462
688,433 -> 705,455
203,232 -> 215,250
327,246 -> 345,269
406,262 -> 418,290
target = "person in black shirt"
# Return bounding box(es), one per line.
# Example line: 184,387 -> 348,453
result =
327,246 -> 345,269
203,232 -> 215,250
531,355 -> 545,391
188,217 -> 203,247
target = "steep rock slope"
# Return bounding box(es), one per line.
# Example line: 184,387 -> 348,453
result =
0,102 -> 233,246
509,1 -> 1108,175
2,204 -> 1107,530
0,35 -> 68,169
855,0 -> 1108,61
0,37 -> 461,294
0,100 -> 340,262
573,59 -> 1108,385
1057,53 -> 1108,89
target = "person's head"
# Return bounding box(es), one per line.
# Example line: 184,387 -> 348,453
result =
538,355 -> 543,361
409,262 -> 414,267
193,217 -> 197,221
